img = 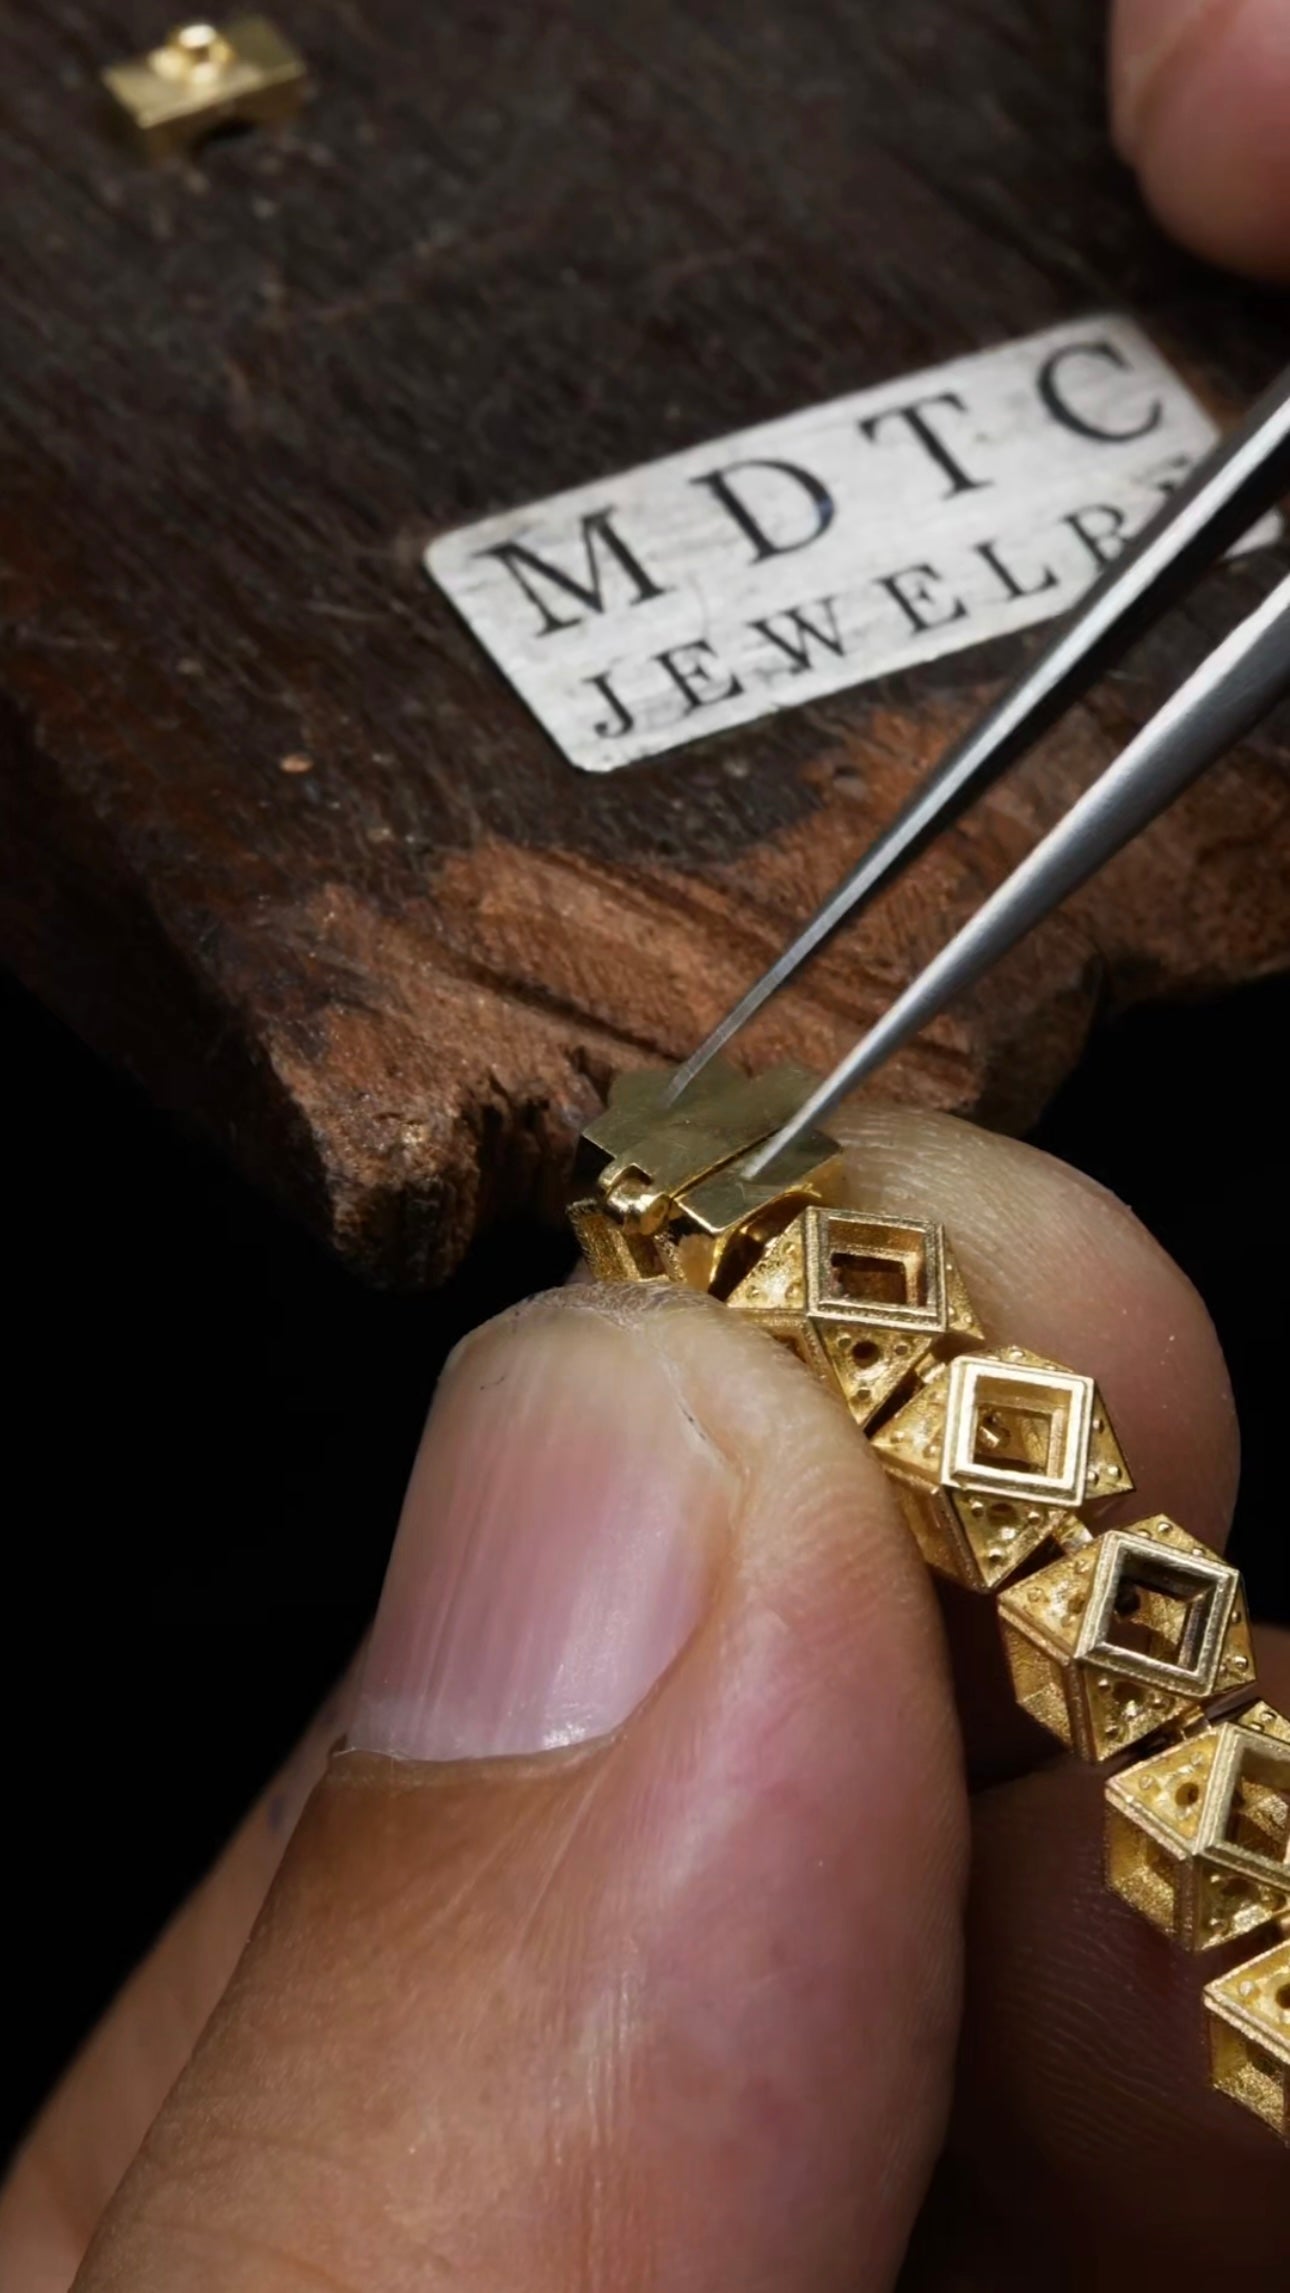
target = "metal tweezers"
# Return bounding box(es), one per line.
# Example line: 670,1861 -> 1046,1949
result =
663,362 -> 1290,1177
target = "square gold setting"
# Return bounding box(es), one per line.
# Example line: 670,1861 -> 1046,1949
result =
1197,1728 -> 1290,1886
1078,1530 -> 1238,1702
943,1353 -> 1093,1506
804,1209 -> 948,1332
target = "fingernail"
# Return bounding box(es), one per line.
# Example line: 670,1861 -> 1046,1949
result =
1111,0 -> 1220,155
351,1299 -> 731,1761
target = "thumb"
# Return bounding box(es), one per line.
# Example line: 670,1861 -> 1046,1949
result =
76,1283 -> 964,2293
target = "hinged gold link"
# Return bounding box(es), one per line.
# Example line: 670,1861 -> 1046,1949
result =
577,1061 -> 842,1287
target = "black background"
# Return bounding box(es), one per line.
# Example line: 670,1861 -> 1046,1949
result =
4,963 -> 1288,2164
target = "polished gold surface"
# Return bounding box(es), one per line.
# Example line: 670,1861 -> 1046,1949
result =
102,17 -> 308,158
570,1063 -> 1285,2138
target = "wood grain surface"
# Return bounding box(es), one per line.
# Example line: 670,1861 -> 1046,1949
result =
2,0 -> 1287,1284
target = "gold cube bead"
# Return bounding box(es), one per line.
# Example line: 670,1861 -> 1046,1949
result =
997,1515 -> 1254,1760
726,1204 -> 982,1431
869,1344 -> 1132,1592
1106,1702 -> 1289,1949
808,1206 -> 982,1429
1206,1936 -> 1290,2139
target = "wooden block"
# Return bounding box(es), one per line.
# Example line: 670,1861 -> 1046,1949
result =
1,1 -> 1287,1283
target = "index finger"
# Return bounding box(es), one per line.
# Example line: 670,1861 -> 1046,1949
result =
1111,0 -> 1290,281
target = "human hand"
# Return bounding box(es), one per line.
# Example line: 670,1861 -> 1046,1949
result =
5,13 -> 1290,2285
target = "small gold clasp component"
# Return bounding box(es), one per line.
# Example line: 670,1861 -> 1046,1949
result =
573,1061 -> 843,1290
102,16 -> 309,159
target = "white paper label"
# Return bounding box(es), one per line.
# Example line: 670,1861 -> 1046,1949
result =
426,316 -> 1277,773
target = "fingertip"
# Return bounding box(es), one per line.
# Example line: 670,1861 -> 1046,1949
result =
1112,0 -> 1290,281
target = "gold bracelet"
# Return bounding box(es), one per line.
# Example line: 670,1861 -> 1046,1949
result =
570,1059 -> 1290,2141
